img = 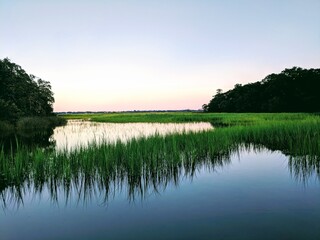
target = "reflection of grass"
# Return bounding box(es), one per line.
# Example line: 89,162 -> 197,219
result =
1,113 -> 320,207
1,130 -> 236,207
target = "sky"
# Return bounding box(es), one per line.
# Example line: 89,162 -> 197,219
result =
1,0 -> 319,112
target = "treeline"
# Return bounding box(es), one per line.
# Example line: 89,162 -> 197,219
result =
0,58 -> 65,132
203,67 -> 320,113
0,58 -> 55,121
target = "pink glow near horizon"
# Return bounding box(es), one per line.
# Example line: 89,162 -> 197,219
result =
1,1 -> 319,112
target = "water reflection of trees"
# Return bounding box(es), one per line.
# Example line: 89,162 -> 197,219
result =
0,128 -> 55,153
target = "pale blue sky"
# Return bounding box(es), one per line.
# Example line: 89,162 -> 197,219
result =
1,0 -> 319,111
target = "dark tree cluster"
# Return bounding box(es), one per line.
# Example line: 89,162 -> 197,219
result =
203,67 -> 320,113
0,58 -> 54,122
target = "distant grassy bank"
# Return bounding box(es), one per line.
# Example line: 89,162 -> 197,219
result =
61,112 -> 319,126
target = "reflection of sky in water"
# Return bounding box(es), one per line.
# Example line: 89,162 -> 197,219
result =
1,147 -> 319,239
52,120 -> 213,151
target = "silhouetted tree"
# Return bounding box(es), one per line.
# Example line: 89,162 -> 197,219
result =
204,67 -> 320,113
0,58 -> 55,122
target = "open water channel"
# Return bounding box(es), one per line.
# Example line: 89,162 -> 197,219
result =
0,121 -> 319,239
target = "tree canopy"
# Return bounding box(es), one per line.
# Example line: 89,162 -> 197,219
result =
0,58 -> 54,122
204,67 -> 320,113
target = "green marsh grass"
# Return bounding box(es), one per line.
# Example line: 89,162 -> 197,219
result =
61,112 -> 315,125
1,113 -> 320,207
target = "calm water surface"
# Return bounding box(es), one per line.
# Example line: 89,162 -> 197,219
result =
0,122 -> 319,240
52,120 -> 213,151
